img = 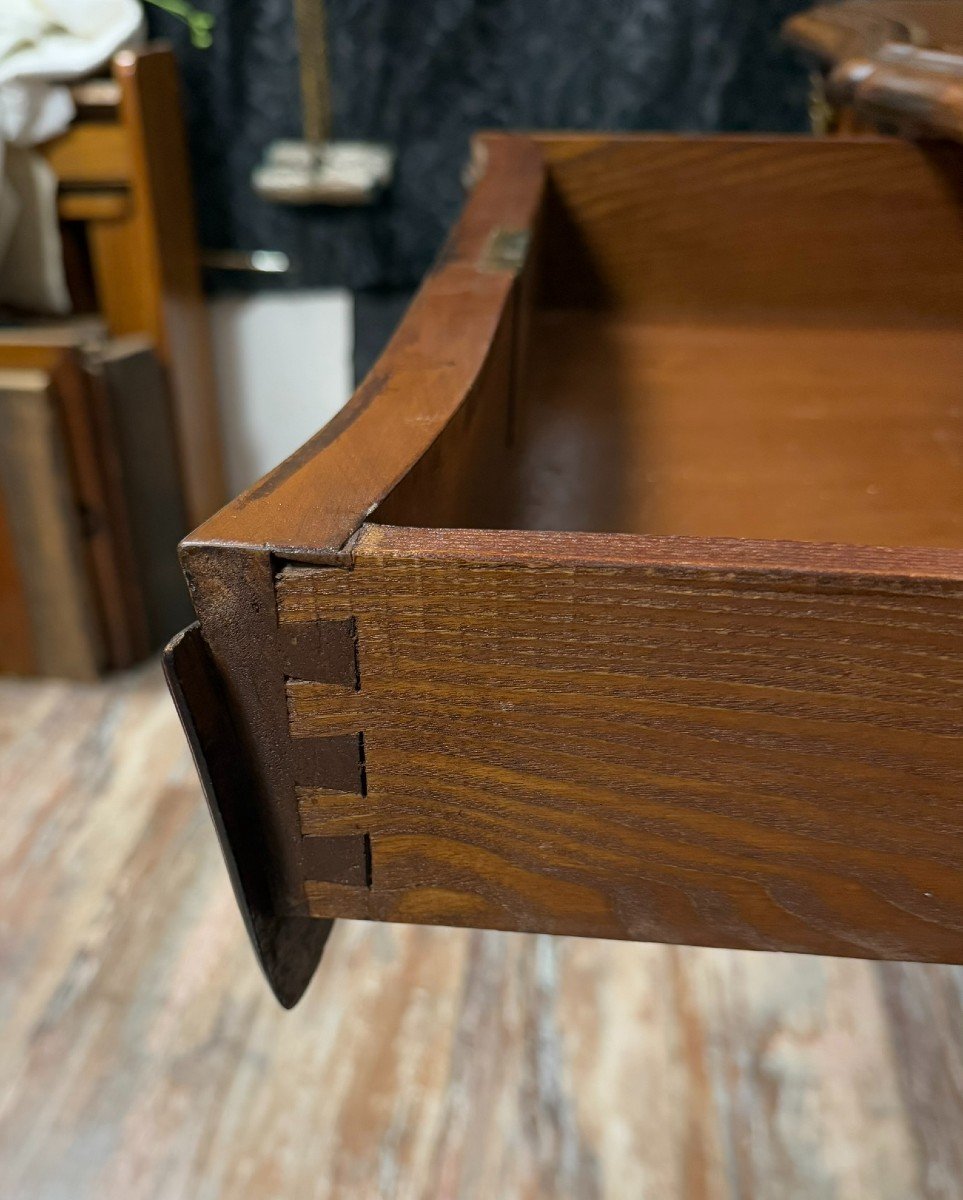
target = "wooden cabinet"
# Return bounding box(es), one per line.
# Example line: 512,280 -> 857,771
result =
168,20 -> 963,1006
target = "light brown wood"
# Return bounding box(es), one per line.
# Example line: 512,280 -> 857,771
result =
536,135 -> 963,322
107,47 -> 225,525
41,121 -> 130,186
40,46 -> 226,528
4,664 -> 963,1198
187,136 -> 963,557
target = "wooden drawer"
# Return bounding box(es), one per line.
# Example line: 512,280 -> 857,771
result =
167,133 -> 963,1005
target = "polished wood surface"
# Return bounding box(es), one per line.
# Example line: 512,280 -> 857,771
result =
185,135 -> 544,555
186,135 -> 963,560
4,665 -> 963,1199
174,133 -> 963,1001
281,526 -> 963,961
785,2 -> 963,139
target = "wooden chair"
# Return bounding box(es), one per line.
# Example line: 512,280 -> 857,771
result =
41,43 -> 224,528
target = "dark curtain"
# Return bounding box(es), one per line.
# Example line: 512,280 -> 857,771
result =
148,0 -> 812,296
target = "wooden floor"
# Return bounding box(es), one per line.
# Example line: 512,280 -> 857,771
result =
2,664 -> 963,1200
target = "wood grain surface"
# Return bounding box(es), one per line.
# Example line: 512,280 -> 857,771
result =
0,370 -> 104,678
513,313 -> 963,545
536,135 -> 963,321
177,131 -> 963,999
3,665 -> 963,1199
784,2 -> 963,140
282,526 -> 963,962
183,135 -> 544,555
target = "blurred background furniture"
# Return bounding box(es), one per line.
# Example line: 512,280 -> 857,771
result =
0,44 -> 222,679
785,0 -> 963,136
42,45 -> 224,527
4,4 -> 963,1197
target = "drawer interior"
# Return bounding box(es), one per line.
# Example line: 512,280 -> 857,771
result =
377,136 -> 963,551
514,313 -> 962,548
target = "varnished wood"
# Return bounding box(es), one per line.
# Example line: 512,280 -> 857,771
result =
186,135 -> 543,555
5,666 -> 963,1197
107,47 -> 225,525
535,135 -> 963,322
0,370 -> 103,678
165,626 -> 330,1006
57,189 -> 130,223
785,2 -> 963,139
175,132 -> 963,999
40,46 -> 226,527
281,526 -> 963,962
0,343 -> 148,670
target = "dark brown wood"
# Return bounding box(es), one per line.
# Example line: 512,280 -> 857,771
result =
0,369 -> 103,678
281,526 -> 963,962
91,337 -> 193,648
173,131 -> 963,1000
164,624 -> 331,1007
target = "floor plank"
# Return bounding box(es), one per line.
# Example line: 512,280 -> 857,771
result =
1,663 -> 961,1200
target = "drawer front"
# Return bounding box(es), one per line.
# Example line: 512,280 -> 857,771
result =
276,526 -> 963,964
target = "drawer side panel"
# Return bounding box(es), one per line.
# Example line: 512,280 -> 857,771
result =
281,527 -> 963,963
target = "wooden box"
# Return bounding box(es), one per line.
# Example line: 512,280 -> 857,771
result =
167,132 -> 963,1005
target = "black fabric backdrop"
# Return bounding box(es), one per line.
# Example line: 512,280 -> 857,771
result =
147,0 -> 813,299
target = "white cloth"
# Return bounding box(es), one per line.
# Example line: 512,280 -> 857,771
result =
0,0 -> 145,314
